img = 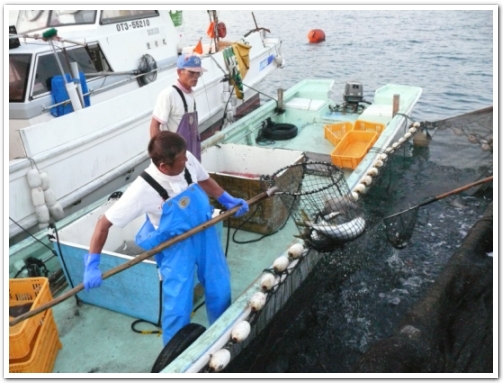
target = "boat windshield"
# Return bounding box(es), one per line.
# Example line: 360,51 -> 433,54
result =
16,10 -> 97,34
9,54 -> 31,102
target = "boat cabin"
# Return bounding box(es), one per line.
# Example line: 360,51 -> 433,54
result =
9,10 -> 180,125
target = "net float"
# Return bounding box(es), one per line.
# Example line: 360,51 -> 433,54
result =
287,243 -> 304,258
231,321 -> 251,343
208,349 -> 231,372
272,256 -> 290,273
260,273 -> 276,291
249,292 -> 267,311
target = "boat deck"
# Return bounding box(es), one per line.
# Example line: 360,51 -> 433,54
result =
51,219 -> 300,374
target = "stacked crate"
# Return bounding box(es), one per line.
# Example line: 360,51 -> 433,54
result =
324,120 -> 385,169
9,278 -> 62,373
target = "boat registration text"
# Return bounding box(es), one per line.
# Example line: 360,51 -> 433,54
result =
116,19 -> 151,32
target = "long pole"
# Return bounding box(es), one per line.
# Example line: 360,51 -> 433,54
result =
9,187 -> 278,327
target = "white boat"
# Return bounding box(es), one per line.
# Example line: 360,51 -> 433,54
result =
8,78 -> 422,374
8,10 -> 285,241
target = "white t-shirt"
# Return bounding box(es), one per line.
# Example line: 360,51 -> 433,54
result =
152,81 -> 196,133
105,151 -> 209,229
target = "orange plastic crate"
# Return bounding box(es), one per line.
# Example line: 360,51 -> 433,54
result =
9,278 -> 53,359
330,131 -> 378,169
353,120 -> 385,135
324,122 -> 353,147
9,310 -> 62,373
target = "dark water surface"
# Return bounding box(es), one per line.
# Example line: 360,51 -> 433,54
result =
180,9 -> 495,373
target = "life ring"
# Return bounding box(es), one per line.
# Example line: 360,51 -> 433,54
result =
262,122 -> 298,140
151,323 -> 206,373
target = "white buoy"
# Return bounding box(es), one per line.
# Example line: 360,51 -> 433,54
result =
409,127 -> 417,134
373,159 -> 384,168
367,167 -> 379,177
27,168 -> 42,188
354,183 -> 367,194
260,273 -> 276,291
361,175 -> 373,186
249,292 -> 267,311
35,205 -> 50,224
413,121 -> 420,128
377,153 -> 388,161
49,203 -> 65,221
398,137 -> 406,144
404,132 -> 412,139
274,55 -> 285,68
231,321 -> 251,343
38,222 -> 50,230
43,188 -> 58,206
209,349 -> 231,372
287,243 -> 304,259
351,191 -> 360,201
392,142 -> 399,149
31,187 -> 46,207
272,256 -> 290,273
39,172 -> 51,190
385,147 -> 394,154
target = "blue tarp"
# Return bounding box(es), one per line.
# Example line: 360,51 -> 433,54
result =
50,72 -> 90,117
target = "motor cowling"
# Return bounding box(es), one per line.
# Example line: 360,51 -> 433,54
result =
343,81 -> 364,103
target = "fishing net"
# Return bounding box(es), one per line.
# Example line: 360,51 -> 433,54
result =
268,161 -> 366,252
383,206 -> 419,250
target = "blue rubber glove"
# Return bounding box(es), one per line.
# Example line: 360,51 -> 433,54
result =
83,253 -> 102,291
217,191 -> 249,217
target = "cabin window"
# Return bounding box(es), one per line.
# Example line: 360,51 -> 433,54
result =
47,10 -> 97,27
100,10 -> 159,25
16,11 -> 97,34
9,54 -> 31,102
32,45 -> 110,97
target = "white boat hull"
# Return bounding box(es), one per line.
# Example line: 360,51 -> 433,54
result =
9,31 -> 282,239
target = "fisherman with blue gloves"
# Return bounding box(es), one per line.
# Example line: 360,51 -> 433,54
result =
83,131 -> 248,346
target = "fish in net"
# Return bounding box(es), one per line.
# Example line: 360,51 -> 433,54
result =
269,161 -> 367,253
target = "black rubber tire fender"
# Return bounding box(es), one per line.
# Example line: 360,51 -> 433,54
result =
262,123 -> 298,140
151,323 -> 206,373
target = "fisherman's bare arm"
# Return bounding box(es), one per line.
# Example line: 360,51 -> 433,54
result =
199,177 -> 225,199
89,215 -> 113,254
150,117 -> 161,138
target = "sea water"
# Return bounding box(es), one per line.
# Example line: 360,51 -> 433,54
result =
178,9 -> 495,373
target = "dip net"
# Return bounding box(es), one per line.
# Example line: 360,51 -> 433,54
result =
268,161 -> 366,252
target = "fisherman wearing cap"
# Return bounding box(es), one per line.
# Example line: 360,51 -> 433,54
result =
149,53 -> 207,161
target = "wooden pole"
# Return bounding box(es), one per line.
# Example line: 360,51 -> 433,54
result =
9,187 -> 278,327
393,94 -> 400,117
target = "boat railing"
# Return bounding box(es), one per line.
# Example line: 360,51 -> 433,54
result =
40,66 -> 165,113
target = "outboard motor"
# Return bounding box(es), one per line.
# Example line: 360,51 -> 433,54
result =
343,81 -> 363,104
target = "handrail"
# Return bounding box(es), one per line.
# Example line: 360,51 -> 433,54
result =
40,67 -> 165,112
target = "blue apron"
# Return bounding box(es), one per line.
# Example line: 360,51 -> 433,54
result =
172,85 -> 201,162
134,171 -> 230,345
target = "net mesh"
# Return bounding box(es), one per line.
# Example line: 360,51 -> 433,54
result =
269,161 -> 366,252
383,206 -> 419,249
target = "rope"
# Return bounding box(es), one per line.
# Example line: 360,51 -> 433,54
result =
130,280 -> 163,335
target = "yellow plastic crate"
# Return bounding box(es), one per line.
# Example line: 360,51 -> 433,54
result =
353,120 -> 385,135
324,122 -> 353,147
9,310 -> 62,373
9,278 -> 53,359
330,131 -> 378,169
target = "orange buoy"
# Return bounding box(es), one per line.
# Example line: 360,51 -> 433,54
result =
308,29 -> 325,43
217,22 -> 227,38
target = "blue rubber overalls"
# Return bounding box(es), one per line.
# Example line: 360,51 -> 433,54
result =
134,169 -> 231,345
172,85 -> 201,161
